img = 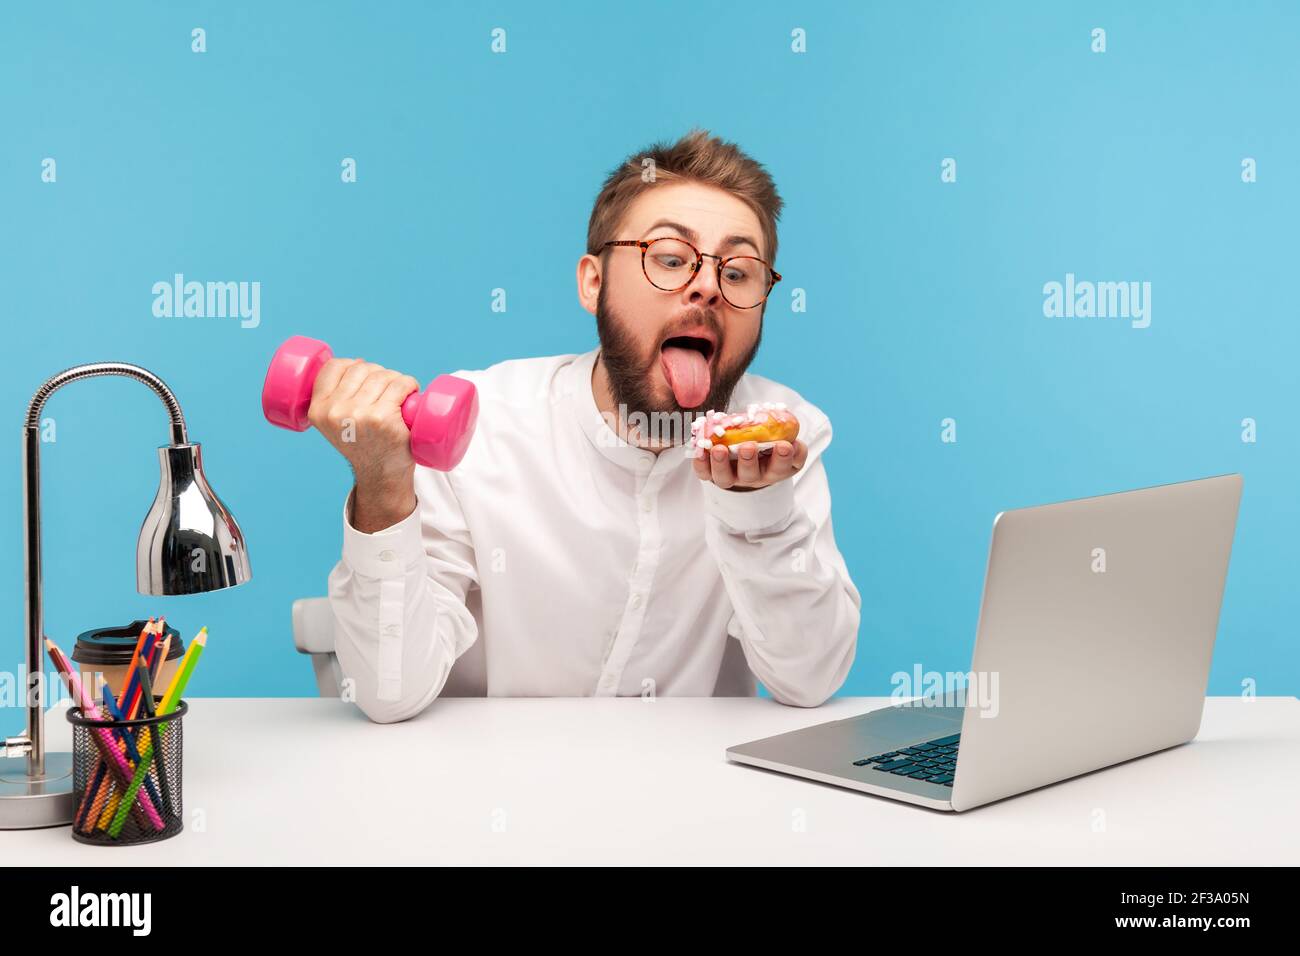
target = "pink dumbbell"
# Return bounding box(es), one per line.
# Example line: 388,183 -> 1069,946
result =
261,335 -> 478,471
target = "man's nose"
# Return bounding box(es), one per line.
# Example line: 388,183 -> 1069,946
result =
684,259 -> 722,307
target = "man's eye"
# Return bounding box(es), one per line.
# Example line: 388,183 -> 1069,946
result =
655,255 -> 686,268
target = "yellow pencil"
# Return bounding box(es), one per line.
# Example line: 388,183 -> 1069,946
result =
159,627 -> 206,715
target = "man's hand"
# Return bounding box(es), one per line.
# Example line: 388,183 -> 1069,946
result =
692,440 -> 808,492
307,356 -> 423,531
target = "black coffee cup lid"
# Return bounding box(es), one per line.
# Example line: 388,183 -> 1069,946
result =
70,620 -> 185,666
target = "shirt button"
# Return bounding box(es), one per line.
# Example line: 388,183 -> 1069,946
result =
641,498 -> 653,513
637,457 -> 652,472
379,549 -> 395,562
630,593 -> 642,609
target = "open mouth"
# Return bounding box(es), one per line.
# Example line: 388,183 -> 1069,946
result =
659,334 -> 715,364
659,334 -> 717,409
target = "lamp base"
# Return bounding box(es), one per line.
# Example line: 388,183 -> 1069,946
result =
0,751 -> 76,829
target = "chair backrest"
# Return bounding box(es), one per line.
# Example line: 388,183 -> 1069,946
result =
291,594 -> 756,698
291,598 -> 344,697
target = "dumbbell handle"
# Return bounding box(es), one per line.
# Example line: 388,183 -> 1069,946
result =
262,335 -> 478,471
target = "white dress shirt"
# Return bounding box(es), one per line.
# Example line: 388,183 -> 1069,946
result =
327,346 -> 861,723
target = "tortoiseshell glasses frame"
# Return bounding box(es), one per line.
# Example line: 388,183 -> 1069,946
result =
601,237 -> 782,310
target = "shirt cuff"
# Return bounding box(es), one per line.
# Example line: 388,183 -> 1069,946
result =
700,477 -> 797,533
341,487 -> 424,579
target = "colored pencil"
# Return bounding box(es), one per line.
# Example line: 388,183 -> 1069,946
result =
45,639 -> 164,832
121,618 -> 156,696
136,664 -> 174,820
149,634 -> 171,684
79,619 -> 155,822
108,628 -> 206,837
160,627 -> 205,715
85,621 -> 165,827
45,641 -> 159,833
122,619 -> 164,719
101,679 -> 165,813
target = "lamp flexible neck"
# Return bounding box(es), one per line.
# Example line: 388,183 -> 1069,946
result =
25,363 -> 188,444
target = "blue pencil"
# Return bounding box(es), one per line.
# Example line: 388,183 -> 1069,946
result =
102,681 -> 164,813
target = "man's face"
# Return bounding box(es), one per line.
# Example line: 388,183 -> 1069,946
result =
586,181 -> 767,432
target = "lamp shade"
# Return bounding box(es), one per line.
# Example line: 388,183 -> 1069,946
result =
136,443 -> 251,595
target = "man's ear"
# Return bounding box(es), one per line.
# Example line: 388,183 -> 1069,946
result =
576,253 -> 602,317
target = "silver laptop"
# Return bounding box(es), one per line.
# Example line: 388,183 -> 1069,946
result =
726,474 -> 1243,812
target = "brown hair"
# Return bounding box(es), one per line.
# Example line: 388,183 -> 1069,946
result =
586,127 -> 784,267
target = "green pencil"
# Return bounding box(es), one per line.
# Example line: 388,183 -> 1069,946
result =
108,628 -> 206,837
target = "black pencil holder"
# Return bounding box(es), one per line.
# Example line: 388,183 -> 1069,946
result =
66,697 -> 187,846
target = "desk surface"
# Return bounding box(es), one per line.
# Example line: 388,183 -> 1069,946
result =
4,696 -> 1296,865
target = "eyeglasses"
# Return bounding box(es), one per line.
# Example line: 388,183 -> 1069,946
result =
602,237 -> 781,310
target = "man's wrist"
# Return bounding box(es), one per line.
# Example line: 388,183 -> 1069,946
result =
350,473 -> 417,533
702,477 -> 797,532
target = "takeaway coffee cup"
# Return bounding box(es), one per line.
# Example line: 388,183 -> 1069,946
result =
70,620 -> 185,704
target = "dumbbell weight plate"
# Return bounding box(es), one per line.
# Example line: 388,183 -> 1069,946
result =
261,335 -> 333,432
405,374 -> 479,472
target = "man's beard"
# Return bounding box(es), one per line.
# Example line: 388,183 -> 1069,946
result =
595,282 -> 761,446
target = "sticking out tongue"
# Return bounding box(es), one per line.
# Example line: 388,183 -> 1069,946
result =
660,345 -> 712,408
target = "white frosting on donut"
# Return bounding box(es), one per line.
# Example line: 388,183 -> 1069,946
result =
689,401 -> 792,450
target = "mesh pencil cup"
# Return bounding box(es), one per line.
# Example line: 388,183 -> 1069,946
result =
66,697 -> 187,846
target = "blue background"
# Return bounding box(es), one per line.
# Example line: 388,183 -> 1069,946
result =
1,2 -> 1295,719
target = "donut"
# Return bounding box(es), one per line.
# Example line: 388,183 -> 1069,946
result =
690,402 -> 800,451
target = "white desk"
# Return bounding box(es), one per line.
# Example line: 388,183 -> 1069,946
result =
4,696 -> 1296,865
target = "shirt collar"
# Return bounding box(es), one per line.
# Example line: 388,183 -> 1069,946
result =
564,347 -> 691,475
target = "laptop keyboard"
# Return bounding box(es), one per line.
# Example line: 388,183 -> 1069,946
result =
851,732 -> 960,787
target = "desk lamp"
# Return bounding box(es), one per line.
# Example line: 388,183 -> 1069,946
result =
0,362 -> 250,828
